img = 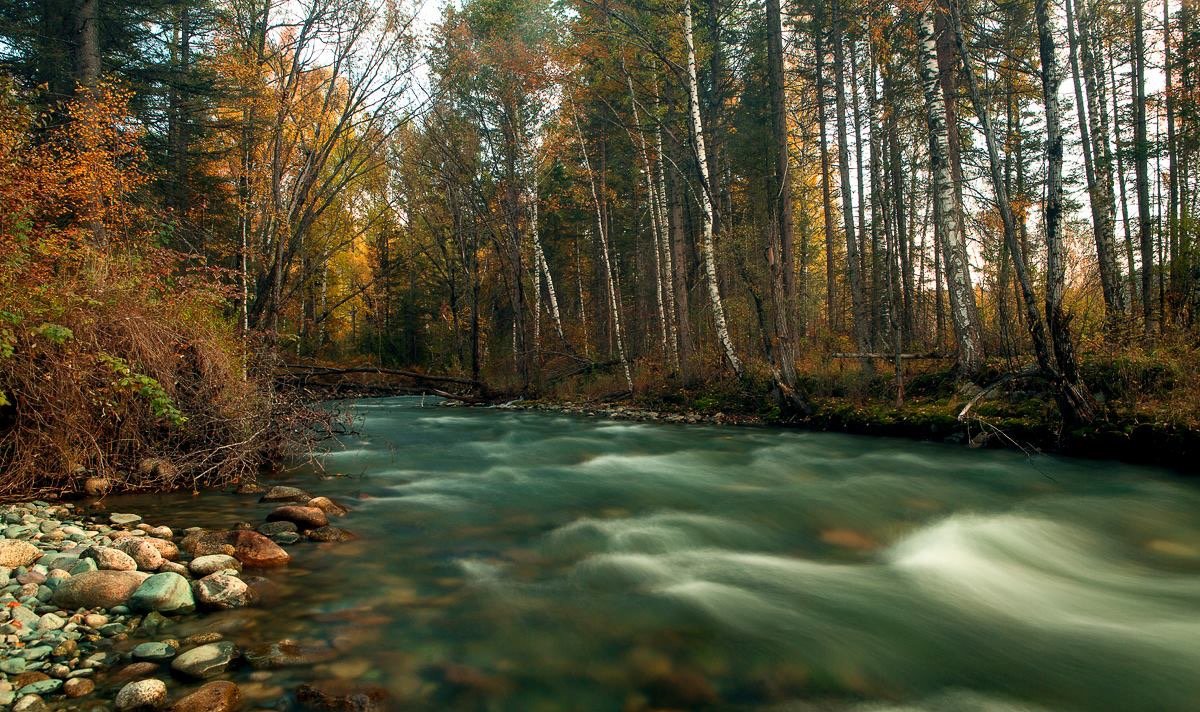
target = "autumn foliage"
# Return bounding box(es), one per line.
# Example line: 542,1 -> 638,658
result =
0,81 -> 284,499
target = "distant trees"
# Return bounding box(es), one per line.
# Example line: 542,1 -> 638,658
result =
1,0 -> 1197,416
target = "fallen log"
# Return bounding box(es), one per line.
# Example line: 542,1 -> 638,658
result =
831,352 -> 948,360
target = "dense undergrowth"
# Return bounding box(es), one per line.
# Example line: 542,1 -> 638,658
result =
0,82 -> 311,500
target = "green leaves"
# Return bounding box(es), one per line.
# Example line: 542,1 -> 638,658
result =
99,353 -> 187,427
34,323 -> 73,344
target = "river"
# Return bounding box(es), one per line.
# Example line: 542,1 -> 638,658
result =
106,396 -> 1200,711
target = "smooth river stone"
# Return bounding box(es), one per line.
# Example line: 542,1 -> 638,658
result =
82,546 -> 138,571
52,570 -> 150,609
188,554 -> 241,577
115,678 -> 167,711
193,573 -> 253,610
306,497 -> 349,516
265,506 -> 328,531
129,572 -> 195,614
115,539 -> 164,571
230,531 -> 290,568
171,642 -> 237,679
168,680 -> 241,712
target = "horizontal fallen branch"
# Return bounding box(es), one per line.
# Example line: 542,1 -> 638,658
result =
830,350 -> 950,357
280,364 -> 484,389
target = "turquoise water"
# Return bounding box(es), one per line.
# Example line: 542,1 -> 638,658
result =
110,397 -> 1200,710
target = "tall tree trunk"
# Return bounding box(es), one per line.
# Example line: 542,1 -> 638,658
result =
1038,0 -> 1084,387
1069,0 -> 1127,320
766,0 -> 801,403
627,74 -> 672,363
1108,49 -> 1140,303
74,0 -> 104,245
1164,0 -> 1180,315
1133,0 -> 1155,333
948,0 -> 1092,423
814,22 -> 838,331
832,3 -> 869,351
916,9 -> 983,378
653,99 -> 681,371
684,0 -> 743,375
574,106 -> 634,391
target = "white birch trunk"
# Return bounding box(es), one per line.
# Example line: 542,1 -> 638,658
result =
684,0 -> 743,375
628,74 -> 672,362
916,11 -> 983,375
573,105 -> 634,391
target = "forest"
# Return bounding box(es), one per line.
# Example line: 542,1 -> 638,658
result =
2,0 -> 1199,494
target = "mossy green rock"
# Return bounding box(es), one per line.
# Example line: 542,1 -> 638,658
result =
128,572 -> 195,614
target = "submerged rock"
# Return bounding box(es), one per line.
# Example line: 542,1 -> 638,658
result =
295,681 -> 389,712
171,642 -> 237,679
132,642 -> 178,662
307,526 -> 356,543
52,570 -> 151,609
245,639 -> 337,669
256,520 -> 297,536
169,680 -> 241,712
259,486 -> 312,504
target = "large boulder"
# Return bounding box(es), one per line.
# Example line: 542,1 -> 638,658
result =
170,642 -> 237,679
129,572 -> 195,615
52,570 -> 150,609
266,506 -> 328,531
168,681 -> 241,712
259,486 -> 312,504
193,573 -> 253,610
0,540 -> 41,568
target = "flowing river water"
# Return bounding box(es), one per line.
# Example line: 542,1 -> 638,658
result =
105,397 -> 1200,711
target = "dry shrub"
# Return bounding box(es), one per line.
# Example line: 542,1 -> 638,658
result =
0,79 -> 313,500
0,254 -> 286,498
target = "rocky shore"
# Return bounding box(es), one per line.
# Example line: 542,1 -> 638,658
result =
0,486 -> 357,712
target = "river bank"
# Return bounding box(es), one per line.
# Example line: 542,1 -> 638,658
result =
496,393 -> 1200,472
0,487 -> 363,712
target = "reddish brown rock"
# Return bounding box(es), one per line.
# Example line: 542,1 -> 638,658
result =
169,681 -> 242,712
266,506 -> 328,531
231,530 -> 290,568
